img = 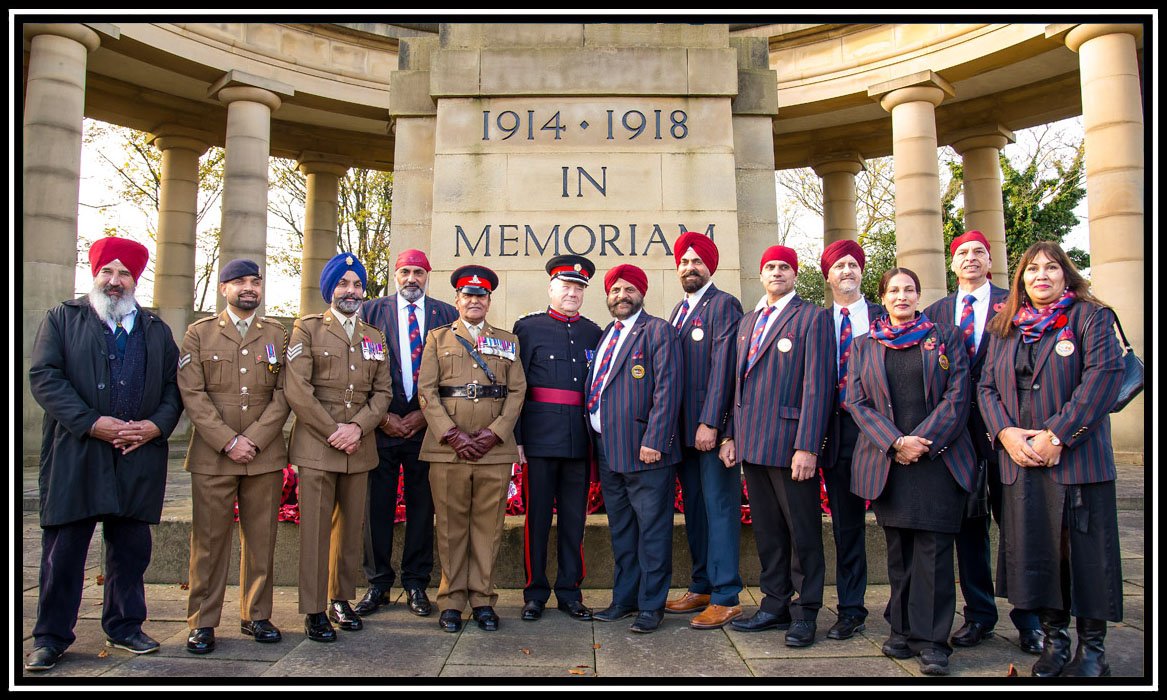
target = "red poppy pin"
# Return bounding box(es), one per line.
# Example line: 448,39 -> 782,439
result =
923,336 -> 937,351
1053,315 -> 1068,329
993,302 -> 1005,313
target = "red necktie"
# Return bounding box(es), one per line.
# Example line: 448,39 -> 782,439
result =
959,294 -> 976,357
586,320 -> 624,414
407,303 -> 422,392
674,298 -> 690,334
838,307 -> 852,407
745,305 -> 776,376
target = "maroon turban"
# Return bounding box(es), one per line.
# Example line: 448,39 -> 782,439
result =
819,239 -> 865,279
395,249 -> 432,272
673,231 -> 719,275
89,237 -> 149,282
759,245 -> 799,274
950,230 -> 990,257
604,264 -> 648,296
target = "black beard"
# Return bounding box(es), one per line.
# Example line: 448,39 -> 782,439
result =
234,295 -> 259,311
681,274 -> 706,293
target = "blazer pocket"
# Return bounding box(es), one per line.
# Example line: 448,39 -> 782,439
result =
776,406 -> 801,420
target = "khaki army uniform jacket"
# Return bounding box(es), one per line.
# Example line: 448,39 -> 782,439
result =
418,320 -> 526,464
178,312 -> 290,476
284,311 -> 393,473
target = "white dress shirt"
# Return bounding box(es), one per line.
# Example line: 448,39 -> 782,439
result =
672,278 -> 714,326
589,308 -> 642,434
832,297 -> 871,374
953,280 -> 992,354
398,295 -> 427,399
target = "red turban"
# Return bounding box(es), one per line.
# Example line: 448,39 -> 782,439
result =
604,264 -> 648,296
950,230 -> 990,257
759,245 -> 799,274
395,249 -> 432,272
673,231 -> 719,275
89,237 -> 149,282
819,239 -> 865,279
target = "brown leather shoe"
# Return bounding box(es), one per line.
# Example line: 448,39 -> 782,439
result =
690,604 -> 742,630
664,591 -> 711,614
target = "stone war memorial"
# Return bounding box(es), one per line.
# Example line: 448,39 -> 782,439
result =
18,19 -> 1151,682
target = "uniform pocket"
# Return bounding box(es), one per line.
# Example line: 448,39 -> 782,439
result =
311,348 -> 340,381
200,350 -> 232,385
439,346 -> 465,377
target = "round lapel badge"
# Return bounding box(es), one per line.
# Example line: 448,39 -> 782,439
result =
1056,340 -> 1075,357
938,354 -> 949,370
631,364 -> 646,379
691,327 -> 705,342
777,338 -> 793,353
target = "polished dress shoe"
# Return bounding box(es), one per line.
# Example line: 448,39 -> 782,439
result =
353,585 -> 391,616
240,619 -> 282,643
106,631 -> 160,654
186,627 -> 215,655
730,610 -> 791,632
918,647 -> 950,676
664,591 -> 711,614
438,609 -> 463,633
557,600 -> 593,621
1018,628 -> 1044,655
827,615 -> 866,640
405,587 -> 433,617
629,609 -> 664,633
473,606 -> 500,631
690,604 -> 742,630
881,634 -> 914,659
521,600 -> 546,621
328,599 -> 363,631
950,620 -> 994,647
593,604 -> 637,622
24,646 -> 64,672
784,620 -> 817,647
304,612 -> 337,643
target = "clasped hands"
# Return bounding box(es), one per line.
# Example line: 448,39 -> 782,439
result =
442,427 -> 501,461
892,435 -> 932,465
379,410 -> 427,439
91,416 -> 161,455
998,427 -> 1062,468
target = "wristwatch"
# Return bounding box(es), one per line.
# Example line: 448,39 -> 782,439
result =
1046,429 -> 1061,446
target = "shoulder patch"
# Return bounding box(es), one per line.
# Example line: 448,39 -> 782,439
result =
191,316 -> 216,326
517,310 -> 543,321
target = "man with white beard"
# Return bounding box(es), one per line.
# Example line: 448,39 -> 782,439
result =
27,237 -> 182,671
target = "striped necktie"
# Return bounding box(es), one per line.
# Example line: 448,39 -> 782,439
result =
744,305 -> 776,376
586,320 -> 624,414
838,307 -> 852,407
407,303 -> 423,391
674,298 -> 690,334
959,294 -> 977,357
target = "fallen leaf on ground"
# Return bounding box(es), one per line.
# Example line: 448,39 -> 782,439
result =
593,643 -> 601,649
95,574 -> 105,585
1006,663 -> 1018,677
179,582 -> 190,590
98,648 -> 108,658
520,648 -> 531,655
568,668 -> 587,675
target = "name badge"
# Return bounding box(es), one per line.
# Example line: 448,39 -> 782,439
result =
777,338 -> 793,353
691,328 -> 705,342
1056,340 -> 1075,357
938,354 -> 949,371
631,364 -> 646,379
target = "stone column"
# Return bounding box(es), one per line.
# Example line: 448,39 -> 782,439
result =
811,153 -> 865,248
298,156 -> 349,315
951,126 -> 1014,285
870,71 -> 955,308
22,23 -> 101,459
208,72 -> 292,315
149,126 -> 211,339
1058,23 -> 1145,458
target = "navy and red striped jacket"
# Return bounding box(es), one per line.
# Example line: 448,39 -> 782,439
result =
667,283 -> 743,446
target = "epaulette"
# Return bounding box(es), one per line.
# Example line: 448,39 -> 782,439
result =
191,315 -> 217,326
516,309 -> 544,321
358,321 -> 387,343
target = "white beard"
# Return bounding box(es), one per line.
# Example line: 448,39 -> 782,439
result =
89,285 -> 138,324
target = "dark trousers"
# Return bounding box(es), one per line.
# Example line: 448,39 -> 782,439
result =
597,440 -> 675,611
822,412 -> 869,621
522,455 -> 589,604
884,526 -> 956,655
362,442 -> 434,590
742,462 -> 824,622
33,517 -> 152,650
677,445 -> 743,606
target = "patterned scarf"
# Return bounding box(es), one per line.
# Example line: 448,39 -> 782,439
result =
870,312 -> 935,350
1012,290 -> 1076,344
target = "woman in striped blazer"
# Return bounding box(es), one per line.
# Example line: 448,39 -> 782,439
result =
846,267 -> 977,676
978,241 -> 1124,678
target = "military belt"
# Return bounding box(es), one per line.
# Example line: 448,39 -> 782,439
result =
314,387 -> 369,405
438,383 -> 508,400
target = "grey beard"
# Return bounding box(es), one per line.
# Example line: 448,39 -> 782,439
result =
334,296 -> 361,315
89,286 -> 138,324
397,283 -> 424,303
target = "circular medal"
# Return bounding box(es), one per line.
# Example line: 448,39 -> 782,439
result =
631,364 -> 646,379
777,338 -> 793,353
691,328 -> 705,342
1056,340 -> 1075,357
938,355 -> 949,370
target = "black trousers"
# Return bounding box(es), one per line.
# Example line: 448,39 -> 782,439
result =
884,526 -> 956,654
33,517 -> 152,650
362,442 -> 435,590
742,462 -> 824,621
823,412 -> 869,621
522,456 -> 589,604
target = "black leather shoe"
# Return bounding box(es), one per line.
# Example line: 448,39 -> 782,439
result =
730,610 -> 792,632
24,646 -> 64,672
521,600 -> 545,621
304,612 -> 337,643
882,634 -> 914,659
240,619 -> 282,643
473,606 -> 500,631
106,631 -> 160,654
629,609 -> 664,633
438,609 -> 463,633
918,647 -> 950,676
1019,628 -> 1044,655
950,620 -> 994,647
186,627 -> 215,655
785,620 -> 817,647
827,615 -> 866,640
328,599 -> 363,631
353,585 -> 391,616
557,600 -> 594,621
405,587 -> 433,617
593,604 -> 637,622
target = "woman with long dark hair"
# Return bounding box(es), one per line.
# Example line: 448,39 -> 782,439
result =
846,267 -> 977,675
979,241 -> 1124,677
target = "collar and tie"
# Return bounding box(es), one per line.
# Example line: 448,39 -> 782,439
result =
674,298 -> 690,334
114,322 -> 129,355
586,320 -> 624,414
407,303 -> 423,391
959,294 -> 977,357
342,316 -> 356,340
236,319 -> 249,340
838,307 -> 852,407
745,305 -> 776,376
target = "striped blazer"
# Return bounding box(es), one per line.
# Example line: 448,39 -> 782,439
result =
923,283 -> 1009,461
360,294 -> 459,448
845,323 -> 978,500
727,295 -> 834,469
586,312 -> 682,473
978,301 -> 1123,485
667,283 -> 743,446
822,299 -> 886,469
